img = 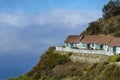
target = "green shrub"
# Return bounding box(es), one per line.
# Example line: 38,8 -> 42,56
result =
62,45 -> 65,48
117,18 -> 120,22
114,31 -> 120,37
9,75 -> 32,80
56,55 -> 70,65
68,52 -> 73,57
95,64 -> 120,80
52,76 -> 63,80
32,72 -> 41,80
82,63 -> 106,80
108,54 -> 120,62
48,46 -> 56,51
40,73 -> 47,80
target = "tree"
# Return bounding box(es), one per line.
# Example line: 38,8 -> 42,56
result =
85,21 -> 101,35
102,0 -> 120,19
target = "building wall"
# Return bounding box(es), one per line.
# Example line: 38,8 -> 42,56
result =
115,46 -> 120,54
74,42 -> 87,49
94,44 -> 100,50
94,44 -> 110,51
89,43 -> 96,49
103,45 -> 109,51
64,42 -> 118,55
108,47 -> 120,54
72,43 -> 77,47
96,44 -> 101,49
65,43 -> 80,48
76,43 -> 80,48
109,47 -> 113,53
65,42 -> 120,55
79,42 -> 87,49
65,43 -> 71,48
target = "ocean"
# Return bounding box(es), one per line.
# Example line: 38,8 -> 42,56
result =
0,51 -> 41,80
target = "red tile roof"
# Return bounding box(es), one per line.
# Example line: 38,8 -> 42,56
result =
81,35 -> 100,44
94,35 -> 113,45
65,34 -> 120,47
65,35 -> 82,43
109,37 -> 120,47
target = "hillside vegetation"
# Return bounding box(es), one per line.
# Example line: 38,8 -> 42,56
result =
81,0 -> 120,37
9,47 -> 120,80
81,14 -> 120,37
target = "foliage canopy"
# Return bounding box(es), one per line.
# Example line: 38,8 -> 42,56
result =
103,0 -> 120,19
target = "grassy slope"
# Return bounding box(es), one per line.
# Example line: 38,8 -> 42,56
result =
9,47 -> 120,80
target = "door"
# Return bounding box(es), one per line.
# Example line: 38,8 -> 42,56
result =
113,47 -> 116,53
100,45 -> 103,50
87,44 -> 90,49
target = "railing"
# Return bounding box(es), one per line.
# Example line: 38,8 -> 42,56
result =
56,47 -> 114,56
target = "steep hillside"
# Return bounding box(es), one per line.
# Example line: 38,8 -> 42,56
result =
81,0 -> 120,36
81,14 -> 120,37
9,47 -> 120,80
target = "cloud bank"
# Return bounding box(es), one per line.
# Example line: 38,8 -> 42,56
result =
0,9 -> 101,53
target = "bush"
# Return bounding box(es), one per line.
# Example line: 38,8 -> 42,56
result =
9,75 -> 32,80
114,31 -> 120,37
82,63 -> 107,80
108,54 -> 120,62
68,52 -> 73,57
32,72 -> 41,80
48,46 -> 56,51
117,18 -> 120,22
95,64 -> 120,80
52,76 -> 63,80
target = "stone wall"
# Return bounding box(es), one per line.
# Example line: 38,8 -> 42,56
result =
70,53 -> 109,63
56,51 -> 109,63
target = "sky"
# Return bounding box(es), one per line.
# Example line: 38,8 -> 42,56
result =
0,0 -> 109,53
0,0 -> 108,12
0,0 -> 109,79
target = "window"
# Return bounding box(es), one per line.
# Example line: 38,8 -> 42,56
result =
92,44 -> 94,46
83,45 -> 85,47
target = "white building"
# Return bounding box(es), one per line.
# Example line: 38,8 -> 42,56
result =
64,34 -> 120,54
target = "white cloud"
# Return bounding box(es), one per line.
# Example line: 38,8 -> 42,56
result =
0,9 -> 101,28
0,9 -> 102,53
0,13 -> 28,27
37,9 -> 101,28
